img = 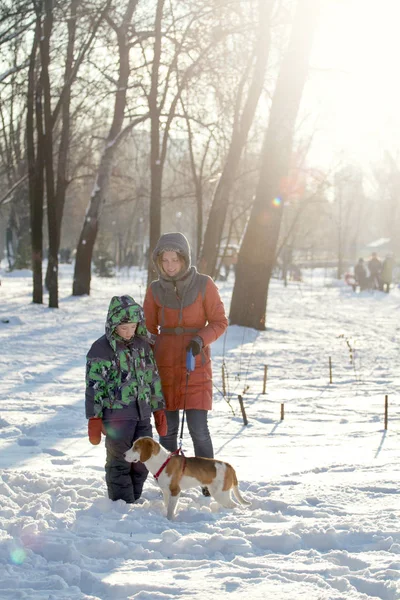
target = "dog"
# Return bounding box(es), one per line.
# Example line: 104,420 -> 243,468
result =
125,437 -> 251,520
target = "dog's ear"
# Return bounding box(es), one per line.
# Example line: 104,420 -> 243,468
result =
138,438 -> 154,463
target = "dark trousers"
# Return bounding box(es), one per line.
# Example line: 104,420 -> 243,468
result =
104,419 -> 152,503
160,409 -> 213,458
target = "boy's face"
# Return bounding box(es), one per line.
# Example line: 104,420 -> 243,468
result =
115,322 -> 137,340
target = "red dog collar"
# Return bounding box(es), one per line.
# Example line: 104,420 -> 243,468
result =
154,448 -> 185,481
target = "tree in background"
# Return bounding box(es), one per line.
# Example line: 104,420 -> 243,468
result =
230,0 -> 321,330
72,0 -> 142,296
3,0 -> 389,317
333,166 -> 365,279
0,1 -> 34,272
144,0 -> 243,284
25,0 -> 112,306
26,7 -> 44,303
198,0 -> 273,278
373,151 -> 400,258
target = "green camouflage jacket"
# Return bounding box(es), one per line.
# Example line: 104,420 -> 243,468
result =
85,295 -> 164,421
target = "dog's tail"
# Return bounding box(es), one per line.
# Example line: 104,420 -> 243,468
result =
232,469 -> 251,506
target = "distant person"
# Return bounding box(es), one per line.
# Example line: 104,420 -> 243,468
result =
367,252 -> 382,290
290,264 -> 302,282
220,249 -> 238,281
344,271 -> 357,291
381,253 -> 395,293
85,295 -> 167,504
231,248 -> 238,274
354,258 -> 369,291
281,245 -> 293,286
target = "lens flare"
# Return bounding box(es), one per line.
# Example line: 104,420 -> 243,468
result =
106,425 -> 119,440
272,197 -> 282,207
10,548 -> 26,565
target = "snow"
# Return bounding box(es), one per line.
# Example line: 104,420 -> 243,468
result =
0,264 -> 399,600
366,239 -> 391,249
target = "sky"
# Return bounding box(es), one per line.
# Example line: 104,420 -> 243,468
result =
0,263 -> 399,599
307,0 -> 400,171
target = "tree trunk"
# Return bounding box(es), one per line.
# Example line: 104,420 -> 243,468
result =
147,0 -> 165,286
26,20 -> 43,304
73,0 -> 138,296
195,179 -> 203,261
198,0 -> 273,278
182,102 -> 211,261
230,0 -> 320,330
45,0 -> 78,305
336,185 -> 343,279
40,0 -> 58,308
7,186 -> 31,270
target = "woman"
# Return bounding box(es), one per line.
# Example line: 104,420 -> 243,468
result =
143,232 -> 228,494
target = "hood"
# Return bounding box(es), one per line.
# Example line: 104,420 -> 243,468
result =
152,232 -> 191,280
105,295 -> 148,349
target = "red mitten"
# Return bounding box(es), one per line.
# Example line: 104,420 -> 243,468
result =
88,417 -> 103,445
154,410 -> 168,437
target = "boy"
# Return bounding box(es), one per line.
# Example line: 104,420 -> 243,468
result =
85,295 -> 167,503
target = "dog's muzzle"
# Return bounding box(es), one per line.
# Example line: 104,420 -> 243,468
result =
124,450 -> 139,463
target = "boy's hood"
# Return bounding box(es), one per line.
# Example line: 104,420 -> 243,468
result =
105,295 -> 148,349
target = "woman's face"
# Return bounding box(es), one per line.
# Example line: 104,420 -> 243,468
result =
161,251 -> 184,277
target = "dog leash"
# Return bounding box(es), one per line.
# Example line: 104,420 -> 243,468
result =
153,351 -> 193,481
178,349 -> 196,452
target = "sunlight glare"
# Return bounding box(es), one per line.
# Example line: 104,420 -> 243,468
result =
308,0 -> 400,166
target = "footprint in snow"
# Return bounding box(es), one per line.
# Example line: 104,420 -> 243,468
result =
18,438 -> 39,446
42,448 -> 66,457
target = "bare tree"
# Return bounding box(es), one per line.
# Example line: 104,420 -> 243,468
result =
197,0 -> 273,278
332,166 -> 364,278
23,0 -> 113,305
0,10 -> 31,270
72,0 -> 141,296
230,0 -> 321,330
44,0 -> 112,306
43,0 -> 78,305
377,152 -> 400,257
26,15 -> 44,303
145,0 -> 237,284
180,102 -> 216,260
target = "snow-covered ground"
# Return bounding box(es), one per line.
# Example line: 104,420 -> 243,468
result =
0,264 -> 399,600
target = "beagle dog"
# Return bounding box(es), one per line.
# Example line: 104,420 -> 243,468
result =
125,437 -> 250,520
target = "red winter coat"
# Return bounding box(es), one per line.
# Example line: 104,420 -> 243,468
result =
144,273 -> 228,411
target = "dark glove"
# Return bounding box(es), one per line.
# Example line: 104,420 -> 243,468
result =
154,410 -> 168,437
88,417 -> 103,445
186,336 -> 203,357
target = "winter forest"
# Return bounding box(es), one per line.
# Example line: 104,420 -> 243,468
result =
1,1 -> 400,599
1,0 -> 399,321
